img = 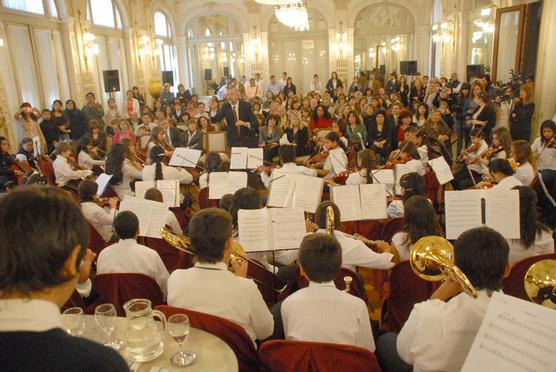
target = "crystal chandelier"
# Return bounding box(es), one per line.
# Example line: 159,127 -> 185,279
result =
275,1 -> 309,31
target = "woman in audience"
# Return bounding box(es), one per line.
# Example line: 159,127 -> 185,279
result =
423,108 -> 452,154
104,98 -> 122,125
325,71 -> 343,97
15,103 -> 46,154
198,115 -> 214,134
259,114 -> 281,162
409,78 -> 425,104
65,99 -> 88,141
368,109 -> 393,165
345,110 -> 367,145
142,145 -> 192,184
453,82 -> 472,154
387,172 -> 426,218
51,99 -> 70,142
511,140 -> 536,186
88,119 -> 111,155
76,136 -> 105,171
285,110 -> 310,157
123,89 -> 140,119
379,195 -> 443,262
176,83 -> 191,105
506,186 -> 554,264
105,143 -> 143,198
510,84 -> 535,141
310,104 -> 333,131
39,109 -> 59,155
398,75 -> 409,107
112,119 -> 136,145
412,103 -> 428,127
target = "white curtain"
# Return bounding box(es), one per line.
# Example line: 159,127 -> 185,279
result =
2,0 -> 44,14
34,29 -> 60,106
52,31 -> 70,100
496,11 -> 519,82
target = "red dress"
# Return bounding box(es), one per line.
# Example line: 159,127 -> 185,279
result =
310,117 -> 333,131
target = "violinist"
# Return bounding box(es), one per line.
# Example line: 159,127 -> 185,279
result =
511,140 -> 536,186
146,126 -> 174,163
452,127 -> 488,190
52,142 -> 92,188
199,152 -> 224,189
78,179 -> 118,243
476,159 -> 522,190
142,145 -> 193,185
386,141 -> 425,176
312,132 -> 348,180
345,149 -> 377,185
260,145 -> 317,189
387,173 -> 427,218
15,137 -> 38,171
0,137 -> 22,190
88,119 -> 111,155
104,143 -> 143,199
76,136 -> 105,171
531,120 -> 556,174
404,126 -> 428,162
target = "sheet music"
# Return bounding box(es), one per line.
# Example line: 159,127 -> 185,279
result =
429,156 -> 454,185
445,190 -> 483,239
394,163 -> 414,194
372,169 -> 395,195
462,292 -> 556,372
485,190 -> 520,239
230,147 -> 248,169
331,184 -> 361,222
169,148 -> 202,167
292,175 -> 324,213
247,148 -> 264,169
95,173 -> 113,196
269,208 -> 306,251
267,173 -> 296,208
119,196 -> 168,238
134,180 -> 157,199
208,172 -> 229,199
238,208 -> 269,252
155,180 -> 180,207
360,184 -> 388,220
33,136 -> 41,156
228,171 -> 248,194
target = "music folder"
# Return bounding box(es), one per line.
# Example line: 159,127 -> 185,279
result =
169,148 -> 202,167
331,183 -> 388,221
134,180 -> 180,207
230,147 -> 264,169
208,171 -> 248,199
119,196 -> 168,238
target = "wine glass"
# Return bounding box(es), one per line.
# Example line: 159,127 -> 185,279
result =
167,314 -> 196,366
62,307 -> 84,336
94,303 -> 124,350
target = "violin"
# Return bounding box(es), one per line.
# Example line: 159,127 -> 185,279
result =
479,145 -> 504,160
384,154 -> 412,169
457,142 -> 481,162
332,167 -> 358,185
305,150 -> 329,166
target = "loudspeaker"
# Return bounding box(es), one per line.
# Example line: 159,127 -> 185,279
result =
466,64 -> 485,81
102,70 -> 120,93
162,71 -> 174,86
223,67 -> 230,78
379,64 -> 386,76
204,69 -> 212,81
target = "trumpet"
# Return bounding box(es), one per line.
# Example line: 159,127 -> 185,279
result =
410,236 -> 477,298
524,259 -> 556,309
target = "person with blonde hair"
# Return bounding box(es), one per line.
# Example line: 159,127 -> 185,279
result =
510,83 -> 535,141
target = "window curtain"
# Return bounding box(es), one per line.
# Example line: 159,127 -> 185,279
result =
34,29 -> 61,106
2,0 -> 44,14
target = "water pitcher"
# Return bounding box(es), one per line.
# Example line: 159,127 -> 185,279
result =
123,298 -> 166,362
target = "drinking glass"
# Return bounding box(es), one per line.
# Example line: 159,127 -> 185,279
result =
94,303 -> 124,350
167,314 -> 196,366
62,307 -> 84,336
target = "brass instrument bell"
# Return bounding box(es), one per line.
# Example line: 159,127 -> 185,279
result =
325,206 -> 335,236
160,227 -> 191,251
410,236 -> 477,298
524,259 -> 556,309
343,276 -> 352,293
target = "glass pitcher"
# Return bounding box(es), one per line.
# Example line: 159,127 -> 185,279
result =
123,298 -> 166,362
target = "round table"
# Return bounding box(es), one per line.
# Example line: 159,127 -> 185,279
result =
77,315 -> 238,371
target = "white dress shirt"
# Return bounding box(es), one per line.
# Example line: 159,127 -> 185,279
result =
466,140 -> 489,174
281,281 -> 374,351
387,199 -> 404,218
52,156 -> 92,186
323,148 -> 348,179
391,231 -> 413,262
167,262 -> 274,342
123,98 -> 140,119
0,299 -> 62,332
112,160 -> 143,198
404,159 -> 425,176
260,162 -> 317,189
397,290 -> 498,372
346,170 -> 367,185
506,229 -> 554,264
142,163 -> 193,184
531,137 -> 556,171
493,175 -> 523,190
77,151 -> 105,170
165,210 -> 183,235
81,202 -> 116,242
514,162 -> 535,186
96,238 -> 169,297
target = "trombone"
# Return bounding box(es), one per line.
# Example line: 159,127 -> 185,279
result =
524,259 -> 556,309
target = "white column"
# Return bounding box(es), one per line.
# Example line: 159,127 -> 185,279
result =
175,35 -> 189,87
414,24 -> 431,76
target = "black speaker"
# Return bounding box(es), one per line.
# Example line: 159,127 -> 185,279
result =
204,69 -> 212,81
162,71 -> 174,86
466,64 -> 485,81
379,64 -> 386,76
223,67 -> 230,78
102,70 -> 120,93
407,61 -> 417,75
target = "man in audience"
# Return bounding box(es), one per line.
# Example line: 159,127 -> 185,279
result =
168,208 -> 274,343
281,233 -> 375,351
266,75 -> 282,96
96,211 -> 169,297
159,118 -> 184,148
0,186 -> 128,371
160,83 -> 175,107
279,71 -> 288,87
375,226 -> 510,372
82,92 -> 105,126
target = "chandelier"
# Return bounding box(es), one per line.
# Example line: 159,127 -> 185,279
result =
274,1 -> 309,31
253,0 -> 284,4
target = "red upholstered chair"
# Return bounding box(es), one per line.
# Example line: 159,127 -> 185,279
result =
169,207 -> 191,230
259,340 -> 382,372
136,236 -> 182,272
87,222 -> 109,257
340,221 -> 359,235
61,290 -> 86,313
156,305 -> 262,372
100,183 -> 119,198
198,187 -> 220,209
380,260 -> 433,333
503,253 -> 556,301
90,273 -> 164,316
382,218 -> 403,243
357,220 -> 383,241
424,170 -> 440,205
297,267 -> 368,304
37,158 -> 56,185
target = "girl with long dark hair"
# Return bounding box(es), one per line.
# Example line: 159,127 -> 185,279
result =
104,143 -> 142,198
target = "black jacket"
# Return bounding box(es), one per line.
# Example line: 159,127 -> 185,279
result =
510,102 -> 534,141
211,100 -> 259,148
65,108 -> 89,140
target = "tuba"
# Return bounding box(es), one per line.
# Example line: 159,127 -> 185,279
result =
410,236 -> 477,298
524,259 -> 556,309
160,227 -> 191,250
325,205 -> 335,236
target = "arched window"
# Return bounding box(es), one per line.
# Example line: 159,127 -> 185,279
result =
154,11 -> 171,37
87,0 -> 122,29
2,0 -> 59,18
153,11 -> 177,84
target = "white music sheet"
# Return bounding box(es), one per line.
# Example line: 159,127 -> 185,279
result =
360,183 -> 388,220
95,173 -> 113,196
394,163 -> 414,194
371,169 -> 395,195
292,175 -> 324,213
485,190 -> 520,239
429,156 -> 454,185
227,171 -> 248,194
155,180 -> 180,207
208,172 -> 229,199
169,148 -> 202,167
238,208 -> 270,252
230,147 -> 248,169
267,173 -> 296,208
269,208 -> 306,251
247,148 -> 264,169
445,190 -> 483,239
331,184 -> 361,222
119,196 -> 168,238
462,292 -> 556,372
134,180 -> 157,199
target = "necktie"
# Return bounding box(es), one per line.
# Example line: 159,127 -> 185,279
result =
233,104 -> 240,137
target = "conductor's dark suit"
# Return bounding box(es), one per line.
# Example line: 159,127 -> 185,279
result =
211,100 -> 259,148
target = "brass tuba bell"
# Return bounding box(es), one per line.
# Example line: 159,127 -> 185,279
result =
524,259 -> 556,309
325,205 -> 335,236
410,236 -> 477,298
160,227 -> 191,251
